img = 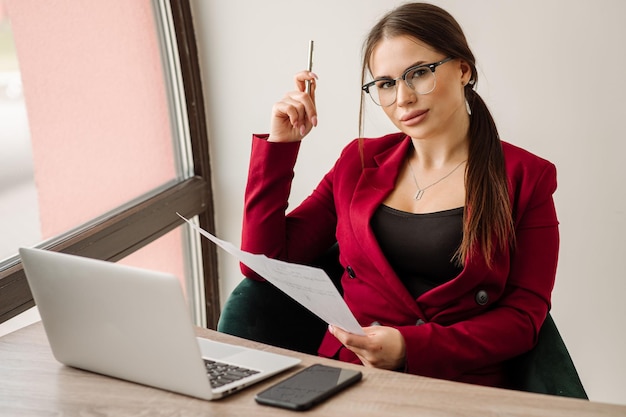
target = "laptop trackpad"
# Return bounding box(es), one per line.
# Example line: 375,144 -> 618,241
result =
196,337 -> 246,360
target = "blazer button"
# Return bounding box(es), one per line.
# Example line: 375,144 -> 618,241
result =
475,290 -> 489,306
346,266 -> 356,279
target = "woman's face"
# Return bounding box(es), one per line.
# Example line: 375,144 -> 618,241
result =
369,35 -> 472,141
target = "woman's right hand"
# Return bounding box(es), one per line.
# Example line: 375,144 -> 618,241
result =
268,71 -> 318,143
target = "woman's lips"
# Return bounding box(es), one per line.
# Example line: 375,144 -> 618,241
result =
400,109 -> 428,126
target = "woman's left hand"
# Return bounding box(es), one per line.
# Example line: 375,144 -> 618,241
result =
329,324 -> 406,370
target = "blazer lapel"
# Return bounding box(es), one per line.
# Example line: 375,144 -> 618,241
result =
349,139 -> 409,247
348,136 -> 423,317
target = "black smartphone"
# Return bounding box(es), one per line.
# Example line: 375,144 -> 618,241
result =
255,364 -> 362,411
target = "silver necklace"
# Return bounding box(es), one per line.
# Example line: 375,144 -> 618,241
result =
407,156 -> 467,200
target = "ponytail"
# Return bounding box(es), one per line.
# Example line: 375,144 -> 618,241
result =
457,87 -> 515,266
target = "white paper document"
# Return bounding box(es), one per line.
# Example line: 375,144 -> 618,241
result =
178,214 -> 365,335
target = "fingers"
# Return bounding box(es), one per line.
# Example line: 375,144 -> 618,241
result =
329,325 -> 368,349
293,71 -> 319,126
292,71 -> 318,130
268,72 -> 318,142
294,70 -> 318,99
329,325 -> 374,366
282,93 -> 316,131
329,324 -> 406,370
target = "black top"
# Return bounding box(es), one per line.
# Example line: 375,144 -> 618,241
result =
370,205 -> 464,299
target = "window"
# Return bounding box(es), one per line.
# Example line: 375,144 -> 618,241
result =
0,2 -> 38,262
0,0 -> 219,329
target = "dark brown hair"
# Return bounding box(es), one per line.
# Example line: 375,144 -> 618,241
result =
360,3 -> 514,266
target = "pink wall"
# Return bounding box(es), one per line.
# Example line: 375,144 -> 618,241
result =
6,0 -> 185,280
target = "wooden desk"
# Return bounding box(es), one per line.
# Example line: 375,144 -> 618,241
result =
1,322 -> 624,417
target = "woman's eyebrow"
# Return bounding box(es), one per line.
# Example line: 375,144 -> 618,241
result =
373,60 -> 428,79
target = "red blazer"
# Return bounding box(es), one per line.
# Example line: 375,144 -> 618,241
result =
242,132 -> 559,387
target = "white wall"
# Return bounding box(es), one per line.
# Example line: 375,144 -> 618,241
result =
191,0 -> 626,405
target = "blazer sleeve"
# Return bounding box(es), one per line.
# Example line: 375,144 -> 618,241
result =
241,135 -> 338,279
398,160 -> 559,380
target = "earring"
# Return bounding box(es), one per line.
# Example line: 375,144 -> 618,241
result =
465,98 -> 472,116
463,79 -> 475,88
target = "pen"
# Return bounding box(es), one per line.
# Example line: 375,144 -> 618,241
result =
305,40 -> 314,95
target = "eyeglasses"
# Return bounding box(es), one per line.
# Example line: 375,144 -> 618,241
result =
362,57 -> 454,107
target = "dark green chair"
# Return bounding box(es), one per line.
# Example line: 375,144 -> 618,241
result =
506,313 -> 587,398
218,244 -> 343,355
217,245 -> 587,399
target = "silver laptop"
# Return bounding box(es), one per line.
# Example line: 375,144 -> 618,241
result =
19,247 -> 300,400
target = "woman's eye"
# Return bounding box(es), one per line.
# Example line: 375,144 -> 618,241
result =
409,68 -> 428,79
375,79 -> 395,90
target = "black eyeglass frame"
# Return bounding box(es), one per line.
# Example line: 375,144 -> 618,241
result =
362,56 -> 454,106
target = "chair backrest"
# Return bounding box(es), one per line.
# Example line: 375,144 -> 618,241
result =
217,244 -> 341,355
505,313 -> 588,399
217,244 -> 587,399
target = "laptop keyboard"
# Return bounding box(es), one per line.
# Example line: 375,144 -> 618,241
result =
204,359 -> 260,388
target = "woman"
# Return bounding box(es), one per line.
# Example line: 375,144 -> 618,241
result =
241,3 -> 558,388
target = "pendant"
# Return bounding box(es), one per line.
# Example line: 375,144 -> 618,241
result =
414,189 -> 424,200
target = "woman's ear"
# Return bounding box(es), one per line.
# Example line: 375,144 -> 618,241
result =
458,59 -> 473,86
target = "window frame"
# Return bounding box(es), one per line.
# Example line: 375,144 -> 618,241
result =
0,0 -> 221,329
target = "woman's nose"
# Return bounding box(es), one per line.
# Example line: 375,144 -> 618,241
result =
395,80 -> 416,106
